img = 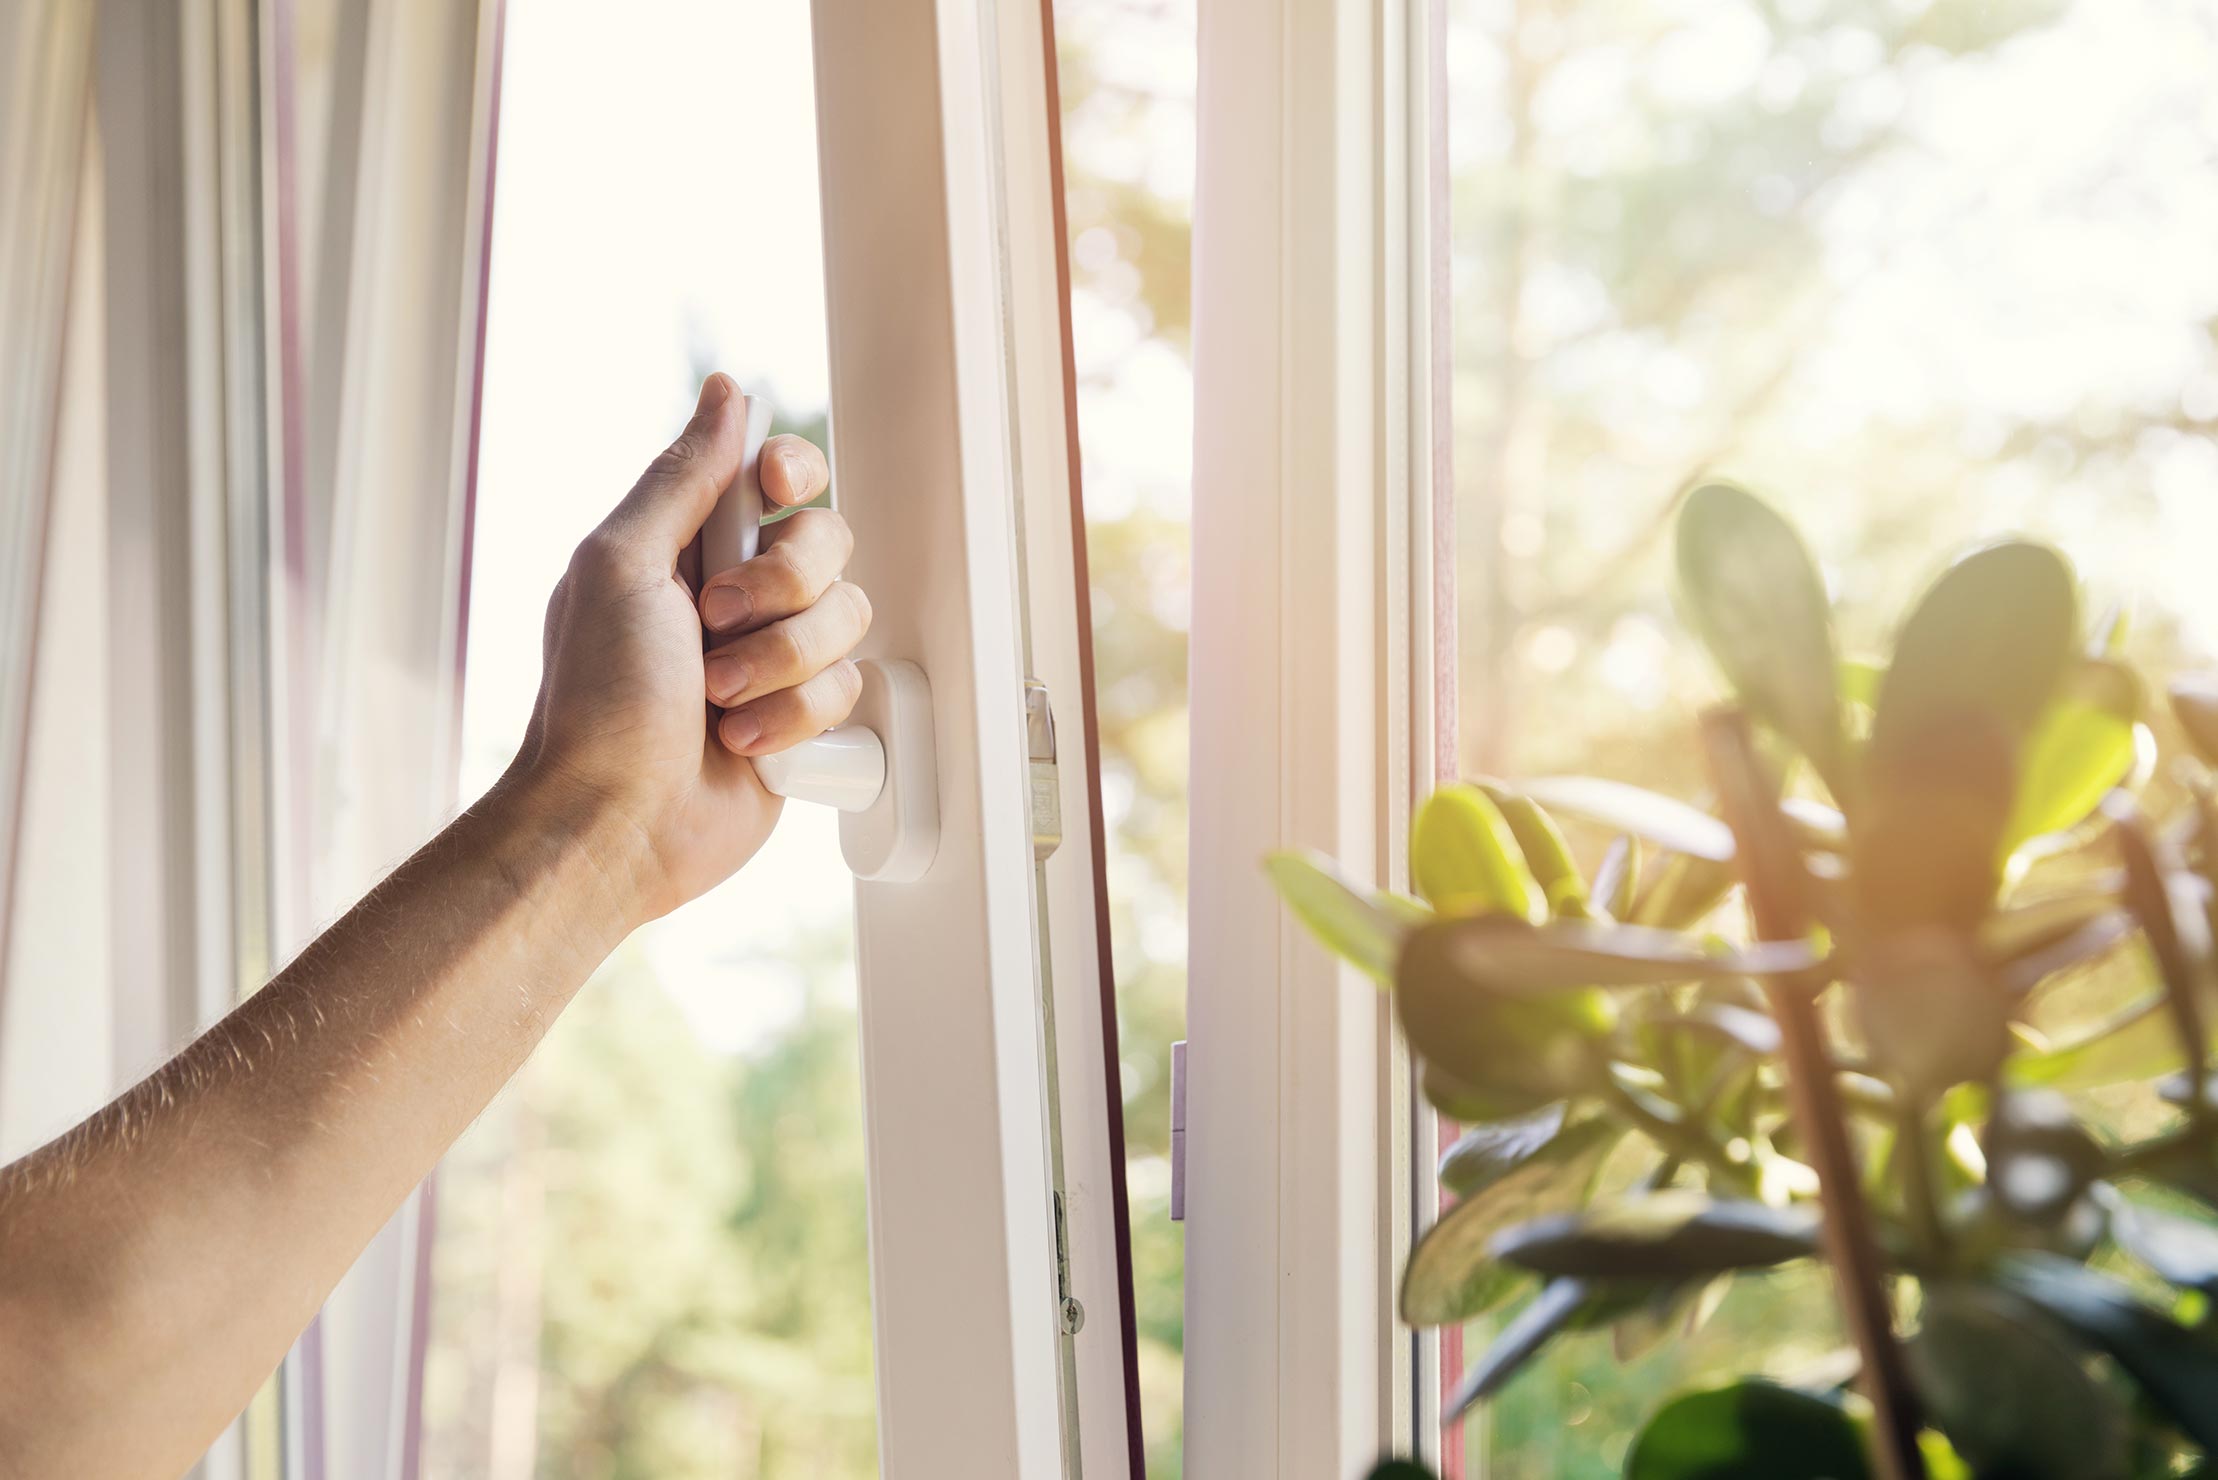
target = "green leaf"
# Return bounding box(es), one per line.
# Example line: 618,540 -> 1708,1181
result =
1401,915 -> 1813,998
1593,835 -> 1641,921
2003,659 -> 2143,857
1625,1382 -> 1871,1480
1411,785 -> 1538,919
2098,1185 -> 2218,1297
1398,917 -> 1815,1102
1871,540 -> 2080,766
1910,1284 -> 2129,1480
1631,851 -> 1741,931
1490,1192 -> 1820,1281
1419,1061 -> 1560,1122
1445,1278 -> 1597,1418
1997,1252 -> 2218,1453
1438,1103 -> 1569,1197
1853,933 -> 2012,1096
1649,1001 -> 1783,1060
1478,782 -> 1591,919
1674,484 -> 1847,785
1855,714 -> 2019,934
1610,1276 -> 1727,1364
1401,1116 -> 1620,1326
1520,776 -> 1735,863
1399,927 -> 1611,1101
1861,541 -> 2077,929
1980,891 -> 2127,969
1996,912 -> 2134,999
1266,850 -> 1408,986
2009,990 -> 2176,1091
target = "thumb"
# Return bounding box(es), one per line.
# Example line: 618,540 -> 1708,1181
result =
600,373 -> 746,558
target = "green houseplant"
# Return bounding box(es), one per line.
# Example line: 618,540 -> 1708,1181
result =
1277,484 -> 2218,1480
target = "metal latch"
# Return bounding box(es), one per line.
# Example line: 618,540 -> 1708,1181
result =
1052,1190 -> 1086,1335
1170,1040 -> 1188,1222
1025,679 -> 1062,862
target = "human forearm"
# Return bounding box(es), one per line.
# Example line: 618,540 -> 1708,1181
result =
0,376 -> 859,1476
0,770 -> 646,1477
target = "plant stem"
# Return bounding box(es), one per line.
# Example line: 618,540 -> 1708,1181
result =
1895,1098 -> 1947,1268
2115,811 -> 2213,1134
1703,709 -> 1928,1480
1602,1080 -> 1753,1195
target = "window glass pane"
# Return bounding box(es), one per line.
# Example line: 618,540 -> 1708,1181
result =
421,4 -> 873,1475
1444,0 -> 2218,1472
1055,0 -> 1197,1472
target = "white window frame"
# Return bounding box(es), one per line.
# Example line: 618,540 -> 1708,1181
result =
813,0 -> 1142,1475
1186,0 -> 1445,1471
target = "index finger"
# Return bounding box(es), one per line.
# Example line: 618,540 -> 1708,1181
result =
761,433 -> 830,509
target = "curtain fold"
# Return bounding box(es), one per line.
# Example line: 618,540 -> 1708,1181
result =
267,3 -> 506,1478
0,0 -> 96,1072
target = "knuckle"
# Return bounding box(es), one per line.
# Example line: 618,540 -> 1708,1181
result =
769,619 -> 812,679
832,580 -> 873,636
566,530 -> 631,585
657,429 -> 705,474
759,543 -> 814,607
811,507 -> 856,559
823,657 -> 864,712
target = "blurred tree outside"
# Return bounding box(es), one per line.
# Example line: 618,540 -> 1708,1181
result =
1446,0 -> 2218,1473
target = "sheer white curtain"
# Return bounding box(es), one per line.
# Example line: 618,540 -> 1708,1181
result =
0,0 -> 96,1127
0,2 -> 502,1475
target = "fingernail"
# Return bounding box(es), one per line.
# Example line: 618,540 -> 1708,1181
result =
702,584 -> 751,631
704,654 -> 747,703
721,708 -> 761,752
696,373 -> 732,414
775,446 -> 812,499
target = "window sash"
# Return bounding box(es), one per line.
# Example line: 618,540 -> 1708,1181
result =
1186,0 -> 1445,1470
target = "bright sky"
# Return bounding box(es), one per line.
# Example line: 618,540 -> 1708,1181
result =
460,0 -> 850,1053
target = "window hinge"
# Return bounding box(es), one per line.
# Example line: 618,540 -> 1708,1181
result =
1170,1039 -> 1188,1222
1024,678 -> 1062,862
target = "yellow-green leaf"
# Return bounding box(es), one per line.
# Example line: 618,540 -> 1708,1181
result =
1478,782 -> 1591,919
1266,849 -> 1408,986
2003,659 -> 2143,857
1411,784 -> 1538,920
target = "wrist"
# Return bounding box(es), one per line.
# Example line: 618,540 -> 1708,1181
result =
479,764 -> 661,952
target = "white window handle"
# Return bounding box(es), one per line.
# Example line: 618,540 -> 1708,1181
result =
699,393 -> 938,882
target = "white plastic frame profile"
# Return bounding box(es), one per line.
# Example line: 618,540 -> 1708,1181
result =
811,0 -> 1088,1475
1187,0 -> 1444,1471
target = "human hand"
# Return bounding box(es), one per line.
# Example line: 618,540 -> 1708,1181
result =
510,372 -> 869,921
